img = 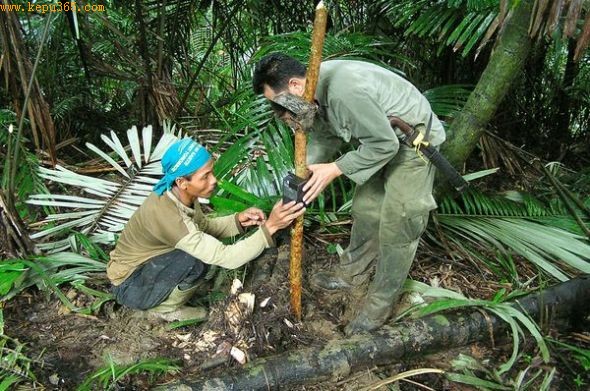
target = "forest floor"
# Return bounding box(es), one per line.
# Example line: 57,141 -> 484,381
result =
4,237 -> 589,390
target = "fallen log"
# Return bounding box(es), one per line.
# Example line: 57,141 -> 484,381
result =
161,276 -> 590,391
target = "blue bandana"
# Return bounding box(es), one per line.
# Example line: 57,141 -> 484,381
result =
153,138 -> 212,195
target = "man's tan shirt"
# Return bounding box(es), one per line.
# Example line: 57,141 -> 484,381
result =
107,192 -> 274,285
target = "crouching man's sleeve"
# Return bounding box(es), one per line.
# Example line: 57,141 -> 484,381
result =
176,222 -> 274,270
192,205 -> 243,238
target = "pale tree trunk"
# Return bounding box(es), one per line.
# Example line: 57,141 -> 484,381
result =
442,0 -> 534,169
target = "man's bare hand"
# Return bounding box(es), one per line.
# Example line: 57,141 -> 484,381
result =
238,207 -> 266,227
263,200 -> 306,235
303,163 -> 342,204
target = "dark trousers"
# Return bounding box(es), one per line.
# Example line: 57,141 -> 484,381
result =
112,250 -> 206,310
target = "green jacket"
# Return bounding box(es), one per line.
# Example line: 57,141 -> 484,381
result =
107,192 -> 274,285
308,60 -> 446,185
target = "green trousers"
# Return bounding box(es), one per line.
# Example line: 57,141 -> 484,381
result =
336,146 -> 437,324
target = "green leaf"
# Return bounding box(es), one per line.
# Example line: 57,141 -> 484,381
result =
0,375 -> 22,391
488,307 -> 521,374
503,305 -> 550,362
463,168 -> 500,182
446,372 -> 510,390
0,262 -> 27,297
215,179 -> 261,206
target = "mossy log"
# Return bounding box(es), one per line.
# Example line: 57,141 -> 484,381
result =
162,276 -> 590,391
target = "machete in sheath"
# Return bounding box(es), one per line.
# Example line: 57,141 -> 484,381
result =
389,116 -> 468,192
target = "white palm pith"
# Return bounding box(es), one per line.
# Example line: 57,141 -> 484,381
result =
27,123 -> 181,253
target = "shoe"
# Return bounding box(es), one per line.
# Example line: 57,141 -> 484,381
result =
344,312 -> 382,336
148,305 -> 208,322
392,291 -> 425,319
311,272 -> 353,291
147,285 -> 208,322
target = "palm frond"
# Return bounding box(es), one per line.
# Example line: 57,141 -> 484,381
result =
403,280 -> 550,375
252,31 -> 410,68
209,118 -> 293,215
0,251 -> 108,314
423,84 -> 473,118
0,333 -> 38,387
26,123 -> 180,251
378,0 -> 499,58
77,356 -> 180,391
436,190 -> 590,282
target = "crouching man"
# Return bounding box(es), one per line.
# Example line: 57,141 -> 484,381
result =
107,138 -> 305,321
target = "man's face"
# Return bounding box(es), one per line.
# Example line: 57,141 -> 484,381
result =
263,78 -> 306,121
179,159 -> 217,199
262,77 -> 306,101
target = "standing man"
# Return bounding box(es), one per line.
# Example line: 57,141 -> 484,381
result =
108,137 -> 305,321
252,54 -> 445,334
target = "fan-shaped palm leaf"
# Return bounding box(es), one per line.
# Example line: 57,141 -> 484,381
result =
210,119 -> 293,215
26,123 -> 180,252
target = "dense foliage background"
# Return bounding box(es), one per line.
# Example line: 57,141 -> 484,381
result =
0,0 -> 589,389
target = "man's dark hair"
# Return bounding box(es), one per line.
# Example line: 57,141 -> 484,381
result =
252,53 -> 306,95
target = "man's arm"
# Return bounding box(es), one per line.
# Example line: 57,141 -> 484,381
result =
307,127 -> 343,164
175,226 -> 274,270
193,206 -> 242,239
199,207 -> 266,238
331,87 -> 399,186
177,201 -> 305,269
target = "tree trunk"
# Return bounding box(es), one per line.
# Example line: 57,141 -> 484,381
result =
0,190 -> 37,258
0,5 -> 56,164
442,0 -> 533,169
555,38 -> 577,161
160,275 -> 590,391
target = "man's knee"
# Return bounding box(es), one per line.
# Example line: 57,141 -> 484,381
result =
178,258 -> 207,289
380,190 -> 435,243
380,211 -> 430,245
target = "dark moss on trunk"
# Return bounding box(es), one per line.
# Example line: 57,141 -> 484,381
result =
443,0 -> 534,169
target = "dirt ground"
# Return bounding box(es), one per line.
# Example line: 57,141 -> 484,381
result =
4,239 -> 589,390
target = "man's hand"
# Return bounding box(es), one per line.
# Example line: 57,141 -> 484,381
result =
302,162 -> 342,204
238,207 -> 266,227
263,200 -> 306,235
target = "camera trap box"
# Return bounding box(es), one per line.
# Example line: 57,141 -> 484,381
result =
282,172 -> 308,204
